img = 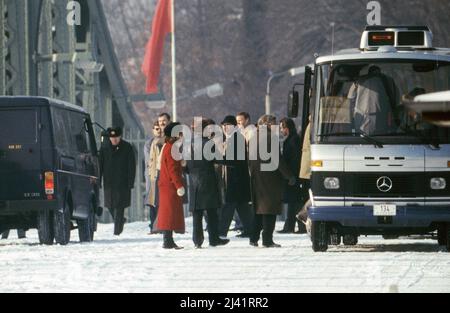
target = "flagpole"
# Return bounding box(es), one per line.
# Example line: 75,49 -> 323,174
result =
171,0 -> 177,122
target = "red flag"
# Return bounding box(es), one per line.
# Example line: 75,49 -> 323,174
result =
141,0 -> 173,94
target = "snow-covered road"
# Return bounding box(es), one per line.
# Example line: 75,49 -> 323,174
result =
1,221 -> 449,293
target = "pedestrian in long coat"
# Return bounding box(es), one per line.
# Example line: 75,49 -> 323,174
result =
156,122 -> 186,249
99,127 -> 136,236
186,119 -> 230,248
278,118 -> 303,233
146,121 -> 164,233
217,115 -> 253,238
248,115 -> 295,248
144,137 -> 152,203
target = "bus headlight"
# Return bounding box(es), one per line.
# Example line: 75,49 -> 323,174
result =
431,178 -> 446,190
324,177 -> 340,190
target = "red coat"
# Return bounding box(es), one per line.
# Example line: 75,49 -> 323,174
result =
156,142 -> 185,233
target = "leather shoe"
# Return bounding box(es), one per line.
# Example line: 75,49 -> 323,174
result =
163,242 -> 184,250
210,238 -> 230,247
263,242 -> 282,248
277,229 -> 294,234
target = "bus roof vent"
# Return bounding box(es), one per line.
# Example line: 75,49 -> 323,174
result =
360,26 -> 433,51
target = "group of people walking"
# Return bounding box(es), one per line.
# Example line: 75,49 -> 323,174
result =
99,111 -> 311,250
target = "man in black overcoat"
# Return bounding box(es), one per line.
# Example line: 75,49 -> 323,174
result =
278,118 -> 303,233
218,116 -> 254,238
99,127 -> 136,236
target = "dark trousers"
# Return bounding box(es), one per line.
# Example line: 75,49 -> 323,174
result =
233,213 -> 243,230
1,229 -> 26,239
251,214 -> 277,245
193,208 -> 219,246
163,230 -> 174,246
282,201 -> 301,232
108,207 -> 126,235
148,205 -> 158,231
219,202 -> 254,237
300,179 -> 311,203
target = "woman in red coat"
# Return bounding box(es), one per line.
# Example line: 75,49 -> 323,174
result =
156,122 -> 186,249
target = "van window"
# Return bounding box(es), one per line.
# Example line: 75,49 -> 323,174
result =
52,109 -> 91,153
52,108 -> 71,151
69,112 -> 91,153
0,109 -> 38,145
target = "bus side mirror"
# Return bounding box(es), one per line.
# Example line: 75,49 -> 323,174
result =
288,91 -> 300,118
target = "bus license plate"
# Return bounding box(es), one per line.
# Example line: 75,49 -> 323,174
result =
373,204 -> 397,216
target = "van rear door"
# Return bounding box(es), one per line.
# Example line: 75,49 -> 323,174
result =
0,107 -> 42,201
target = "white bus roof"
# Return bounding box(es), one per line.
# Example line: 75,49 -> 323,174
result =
316,48 -> 450,64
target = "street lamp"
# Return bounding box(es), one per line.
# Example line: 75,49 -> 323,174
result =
192,83 -> 224,99
36,52 -> 104,73
75,60 -> 104,73
265,66 -> 307,115
129,83 -> 224,110
128,93 -> 167,109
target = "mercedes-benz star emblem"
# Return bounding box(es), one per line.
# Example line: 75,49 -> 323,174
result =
377,176 -> 393,193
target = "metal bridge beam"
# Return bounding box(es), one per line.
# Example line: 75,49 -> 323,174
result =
37,0 -> 53,97
53,0 -> 76,103
1,0 -> 30,95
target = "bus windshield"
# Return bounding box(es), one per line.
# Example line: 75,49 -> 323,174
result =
315,59 -> 450,144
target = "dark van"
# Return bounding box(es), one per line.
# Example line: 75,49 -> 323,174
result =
0,97 -> 100,245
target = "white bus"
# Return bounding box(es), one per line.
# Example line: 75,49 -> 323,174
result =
289,26 -> 450,252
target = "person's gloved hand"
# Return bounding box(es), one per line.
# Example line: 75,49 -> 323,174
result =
177,187 -> 186,197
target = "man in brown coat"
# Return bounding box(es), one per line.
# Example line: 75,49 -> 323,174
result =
249,115 -> 296,248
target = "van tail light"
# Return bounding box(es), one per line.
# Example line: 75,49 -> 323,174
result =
44,172 -> 55,196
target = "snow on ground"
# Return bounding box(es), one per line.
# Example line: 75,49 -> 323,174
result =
0,220 -> 449,293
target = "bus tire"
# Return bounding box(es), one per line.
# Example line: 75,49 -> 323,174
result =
311,221 -> 328,252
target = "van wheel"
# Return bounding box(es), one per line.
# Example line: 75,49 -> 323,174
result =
78,204 -> 95,242
343,234 -> 358,246
311,221 -> 328,252
37,209 -> 54,245
437,224 -> 448,246
54,200 -> 71,245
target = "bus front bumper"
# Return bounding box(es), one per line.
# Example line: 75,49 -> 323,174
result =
308,205 -> 450,228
